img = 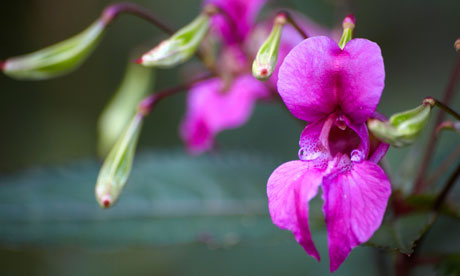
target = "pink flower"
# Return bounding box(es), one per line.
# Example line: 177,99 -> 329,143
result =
267,36 -> 391,272
180,75 -> 268,154
181,1 -> 331,154
204,0 -> 267,45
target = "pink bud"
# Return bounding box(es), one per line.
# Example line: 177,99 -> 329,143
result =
342,14 -> 356,29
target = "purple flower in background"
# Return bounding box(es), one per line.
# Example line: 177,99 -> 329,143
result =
181,0 -> 330,154
204,0 -> 266,45
267,36 -> 391,272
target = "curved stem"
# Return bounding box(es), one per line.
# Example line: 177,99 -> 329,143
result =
424,143 -> 460,187
413,53 -> 460,194
278,10 -> 309,39
432,98 -> 460,120
138,73 -> 214,116
433,161 -> 460,211
101,2 -> 174,35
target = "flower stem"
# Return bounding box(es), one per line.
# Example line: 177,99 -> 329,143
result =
424,142 -> 460,188
138,73 -> 214,116
101,2 -> 174,35
413,52 -> 460,194
433,160 -> 460,211
278,11 -> 309,39
430,97 -> 460,120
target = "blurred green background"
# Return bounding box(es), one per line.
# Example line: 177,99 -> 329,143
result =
0,0 -> 459,275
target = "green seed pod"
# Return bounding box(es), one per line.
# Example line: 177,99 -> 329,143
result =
98,62 -> 153,156
2,20 -> 106,80
368,100 -> 433,147
252,14 -> 286,81
95,114 -> 143,208
137,6 -> 217,68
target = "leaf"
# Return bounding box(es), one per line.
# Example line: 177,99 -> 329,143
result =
0,150 -> 287,248
437,254 -> 460,276
365,212 -> 435,255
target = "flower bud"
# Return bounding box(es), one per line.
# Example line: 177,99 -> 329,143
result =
1,20 -> 106,80
98,62 -> 153,156
338,14 -> 355,50
136,6 -> 217,68
252,14 -> 287,81
455,38 -> 460,52
368,99 -> 434,147
95,114 -> 143,208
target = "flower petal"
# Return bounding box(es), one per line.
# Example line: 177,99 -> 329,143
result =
277,36 -> 384,123
180,75 -> 268,154
267,160 -> 323,260
322,157 -> 391,272
278,36 -> 339,122
299,114 -> 369,163
339,39 -> 385,123
206,0 -> 266,44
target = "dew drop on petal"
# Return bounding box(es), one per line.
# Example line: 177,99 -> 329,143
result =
298,146 -> 321,161
350,149 -> 364,162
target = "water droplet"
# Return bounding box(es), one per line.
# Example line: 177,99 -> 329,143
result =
298,146 -> 321,161
350,150 -> 364,162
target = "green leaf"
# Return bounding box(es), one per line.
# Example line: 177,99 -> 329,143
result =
437,254 -> 460,275
0,150 -> 284,248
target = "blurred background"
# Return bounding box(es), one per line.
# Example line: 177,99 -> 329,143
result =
0,0 -> 459,275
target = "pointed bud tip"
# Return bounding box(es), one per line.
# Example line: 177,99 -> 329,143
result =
343,14 -> 356,29
274,13 -> 287,25
260,68 -> 269,76
455,38 -> 460,52
102,194 -> 112,208
203,4 -> 219,16
0,60 -> 5,70
423,97 -> 435,107
133,58 -> 143,64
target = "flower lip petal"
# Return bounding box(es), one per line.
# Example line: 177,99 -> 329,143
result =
322,156 -> 391,272
267,160 -> 323,260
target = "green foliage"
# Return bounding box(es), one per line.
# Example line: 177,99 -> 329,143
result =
437,254 -> 460,275
0,151 -> 282,248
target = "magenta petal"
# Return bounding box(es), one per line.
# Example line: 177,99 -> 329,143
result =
206,0 -> 266,44
322,157 -> 391,272
339,39 -> 385,123
267,160 -> 322,260
277,36 -> 385,123
180,75 -> 268,154
269,13 -> 332,88
278,37 -> 340,122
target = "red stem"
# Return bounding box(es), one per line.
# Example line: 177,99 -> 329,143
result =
138,73 -> 213,115
101,2 -> 174,35
413,53 -> 460,193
